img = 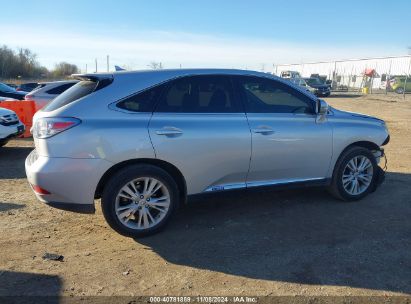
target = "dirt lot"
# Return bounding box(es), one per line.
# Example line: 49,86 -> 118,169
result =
0,93 -> 410,298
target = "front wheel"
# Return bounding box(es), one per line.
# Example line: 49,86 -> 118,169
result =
329,147 -> 378,201
101,164 -> 179,237
395,87 -> 404,94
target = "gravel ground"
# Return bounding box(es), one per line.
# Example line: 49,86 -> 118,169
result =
0,93 -> 410,298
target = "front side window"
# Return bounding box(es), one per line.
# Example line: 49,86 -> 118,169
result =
155,75 -> 238,113
238,76 -> 314,114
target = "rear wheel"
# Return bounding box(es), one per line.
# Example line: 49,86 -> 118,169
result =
329,147 -> 378,201
101,164 -> 179,237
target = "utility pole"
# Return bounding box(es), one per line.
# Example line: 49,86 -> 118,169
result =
85,64 -> 88,73
386,60 -> 392,95
107,55 -> 109,72
403,56 -> 411,99
95,58 -> 98,73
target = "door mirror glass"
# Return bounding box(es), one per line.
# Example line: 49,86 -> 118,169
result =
317,99 -> 328,115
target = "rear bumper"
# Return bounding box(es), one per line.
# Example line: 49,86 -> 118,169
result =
46,202 -> 95,214
25,150 -> 113,212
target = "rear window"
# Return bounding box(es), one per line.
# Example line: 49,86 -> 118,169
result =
42,81 -> 98,112
46,83 -> 76,95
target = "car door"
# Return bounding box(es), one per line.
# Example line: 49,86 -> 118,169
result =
234,76 -> 333,187
148,75 -> 251,195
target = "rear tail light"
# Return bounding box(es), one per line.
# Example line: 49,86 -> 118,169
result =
32,185 -> 51,195
25,94 -> 33,100
32,117 -> 81,139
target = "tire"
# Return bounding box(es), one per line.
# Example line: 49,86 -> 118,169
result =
395,87 -> 404,94
329,146 -> 378,201
101,164 -> 179,238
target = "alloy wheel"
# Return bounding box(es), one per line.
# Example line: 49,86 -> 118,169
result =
115,177 -> 170,230
342,155 -> 374,196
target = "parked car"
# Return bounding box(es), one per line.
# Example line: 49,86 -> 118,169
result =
16,82 -> 39,92
389,76 -> 411,94
280,70 -> 301,79
0,107 -> 25,147
26,69 -> 389,237
25,80 -> 78,109
0,83 -> 27,100
304,78 -> 331,96
6,83 -> 17,89
310,74 -> 327,84
289,77 -> 316,94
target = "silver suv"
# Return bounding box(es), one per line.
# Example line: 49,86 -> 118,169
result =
25,69 -> 390,237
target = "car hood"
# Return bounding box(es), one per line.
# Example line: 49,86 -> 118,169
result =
0,107 -> 16,116
330,107 -> 384,124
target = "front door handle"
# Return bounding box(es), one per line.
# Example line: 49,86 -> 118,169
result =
155,127 -> 183,136
252,126 -> 275,135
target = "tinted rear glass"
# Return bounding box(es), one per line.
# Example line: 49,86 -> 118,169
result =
46,83 -> 76,95
42,81 -> 97,112
156,75 -> 238,113
117,85 -> 165,112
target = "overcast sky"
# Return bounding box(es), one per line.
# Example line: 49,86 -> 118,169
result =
1,0 -> 409,72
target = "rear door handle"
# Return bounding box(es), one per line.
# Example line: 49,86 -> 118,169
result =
155,127 -> 183,136
252,126 -> 275,135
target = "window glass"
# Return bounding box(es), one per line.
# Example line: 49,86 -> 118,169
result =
43,81 -> 97,112
156,75 -> 238,113
117,85 -> 164,112
46,83 -> 76,95
238,76 -> 314,114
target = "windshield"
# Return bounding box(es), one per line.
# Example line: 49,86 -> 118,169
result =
291,78 -> 307,86
306,78 -> 323,85
0,83 -> 15,92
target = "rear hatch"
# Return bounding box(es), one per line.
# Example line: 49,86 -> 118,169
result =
31,74 -> 113,156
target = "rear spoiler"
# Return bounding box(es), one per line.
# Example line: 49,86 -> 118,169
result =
71,73 -> 113,82
71,73 -> 114,91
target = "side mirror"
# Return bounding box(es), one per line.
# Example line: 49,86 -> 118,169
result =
317,99 -> 328,115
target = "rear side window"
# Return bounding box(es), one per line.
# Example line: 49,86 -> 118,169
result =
46,83 -> 76,95
155,75 -> 239,113
116,85 -> 165,112
42,81 -> 97,112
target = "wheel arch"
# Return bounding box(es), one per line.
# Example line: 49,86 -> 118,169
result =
330,140 -> 381,178
342,140 -> 380,152
95,158 -> 187,204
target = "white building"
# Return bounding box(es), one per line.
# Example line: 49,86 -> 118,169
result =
274,55 -> 411,89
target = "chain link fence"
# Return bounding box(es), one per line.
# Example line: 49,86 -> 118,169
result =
274,55 -> 411,97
